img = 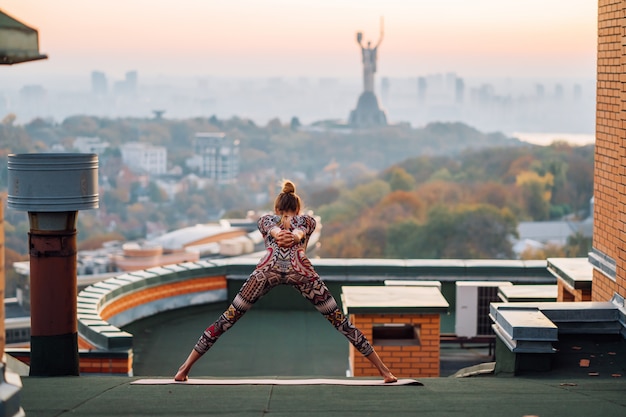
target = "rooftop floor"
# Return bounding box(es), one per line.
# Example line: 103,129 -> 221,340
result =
15,303 -> 626,417
20,372 -> 626,417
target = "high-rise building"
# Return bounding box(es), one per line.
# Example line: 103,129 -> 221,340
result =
113,70 -> 138,95
417,77 -> 427,103
125,71 -> 138,94
187,132 -> 240,183
91,71 -> 108,96
555,84 -> 564,100
573,84 -> 582,100
455,78 -> 465,104
535,83 -> 545,99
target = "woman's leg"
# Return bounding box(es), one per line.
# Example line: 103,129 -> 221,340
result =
174,271 -> 273,381
293,278 -> 397,383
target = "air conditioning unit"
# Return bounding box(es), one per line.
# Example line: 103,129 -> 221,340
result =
455,281 -> 512,338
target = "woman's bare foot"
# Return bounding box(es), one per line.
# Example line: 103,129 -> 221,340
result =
174,349 -> 202,381
383,372 -> 398,383
365,350 -> 398,383
174,366 -> 189,381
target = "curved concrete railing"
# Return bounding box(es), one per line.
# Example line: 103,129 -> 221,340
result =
76,258 -> 554,353
77,259 -> 232,351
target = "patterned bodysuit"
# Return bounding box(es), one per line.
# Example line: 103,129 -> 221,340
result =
193,213 -> 374,357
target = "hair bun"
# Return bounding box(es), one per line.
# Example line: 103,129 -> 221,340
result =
282,180 -> 296,194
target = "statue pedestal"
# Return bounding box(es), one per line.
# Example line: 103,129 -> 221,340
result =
349,91 -> 387,128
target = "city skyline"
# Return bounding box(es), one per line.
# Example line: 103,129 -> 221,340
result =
1,1 -> 596,81
1,68 -> 596,137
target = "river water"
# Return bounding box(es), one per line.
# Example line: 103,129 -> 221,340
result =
511,132 -> 595,146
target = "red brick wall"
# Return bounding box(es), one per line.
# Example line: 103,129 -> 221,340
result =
557,281 -> 591,302
10,351 -> 133,376
594,0 -> 626,301
350,313 -> 440,378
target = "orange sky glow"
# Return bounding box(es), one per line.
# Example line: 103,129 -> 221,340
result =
2,0 -> 597,80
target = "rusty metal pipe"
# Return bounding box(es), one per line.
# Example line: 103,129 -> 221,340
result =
28,211 -> 79,376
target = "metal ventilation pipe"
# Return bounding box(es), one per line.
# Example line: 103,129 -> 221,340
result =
7,153 -> 98,376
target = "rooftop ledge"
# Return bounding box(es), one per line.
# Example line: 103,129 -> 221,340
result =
546,257 -> 592,290
341,286 -> 449,315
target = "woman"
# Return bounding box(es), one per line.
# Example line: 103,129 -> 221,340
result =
174,180 -> 397,383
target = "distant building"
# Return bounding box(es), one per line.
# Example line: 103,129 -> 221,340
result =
555,84 -> 564,100
417,76 -> 427,103
19,84 -> 45,101
73,136 -> 109,155
455,78 -> 465,104
120,142 -> 167,175
186,132 -> 240,183
113,70 -> 138,95
125,71 -> 138,93
513,214 -> 593,258
91,71 -> 108,96
573,84 -> 582,100
535,83 -> 545,99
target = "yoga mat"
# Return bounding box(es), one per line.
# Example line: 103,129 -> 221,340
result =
132,378 -> 423,386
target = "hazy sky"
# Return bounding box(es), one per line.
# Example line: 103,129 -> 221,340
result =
3,0 -> 597,81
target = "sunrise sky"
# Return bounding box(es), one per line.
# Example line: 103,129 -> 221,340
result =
2,0 -> 597,81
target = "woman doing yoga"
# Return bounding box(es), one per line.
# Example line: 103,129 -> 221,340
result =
174,180 -> 397,383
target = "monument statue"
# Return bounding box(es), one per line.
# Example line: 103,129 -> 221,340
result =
349,19 -> 388,128
356,23 -> 383,93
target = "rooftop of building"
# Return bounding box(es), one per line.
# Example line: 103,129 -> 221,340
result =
13,301 -> 626,417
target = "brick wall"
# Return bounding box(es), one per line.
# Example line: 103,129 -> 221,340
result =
593,0 -> 626,300
557,280 -> 591,302
349,313 -> 441,378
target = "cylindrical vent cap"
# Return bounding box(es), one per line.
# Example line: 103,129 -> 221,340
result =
7,153 -> 99,212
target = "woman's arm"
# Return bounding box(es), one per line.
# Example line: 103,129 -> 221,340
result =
291,215 -> 316,243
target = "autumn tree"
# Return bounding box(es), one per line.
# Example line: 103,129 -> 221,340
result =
413,204 -> 517,259
382,166 -> 416,191
385,219 -> 422,258
515,170 -> 554,220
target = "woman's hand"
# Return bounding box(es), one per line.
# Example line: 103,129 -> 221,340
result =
275,229 -> 298,248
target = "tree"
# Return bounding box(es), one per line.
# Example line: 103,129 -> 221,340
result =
413,204 -> 517,259
385,219 -> 422,258
2,113 -> 16,126
516,170 -> 554,220
564,232 -> 592,257
371,191 -> 424,224
318,180 -> 391,224
357,225 -> 387,258
383,166 -> 415,191
309,186 -> 340,208
520,243 -> 565,260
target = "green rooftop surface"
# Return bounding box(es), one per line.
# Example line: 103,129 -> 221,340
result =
17,302 -> 626,416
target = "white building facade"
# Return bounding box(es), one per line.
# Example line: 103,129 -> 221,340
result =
120,142 -> 167,175
186,132 -> 239,183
